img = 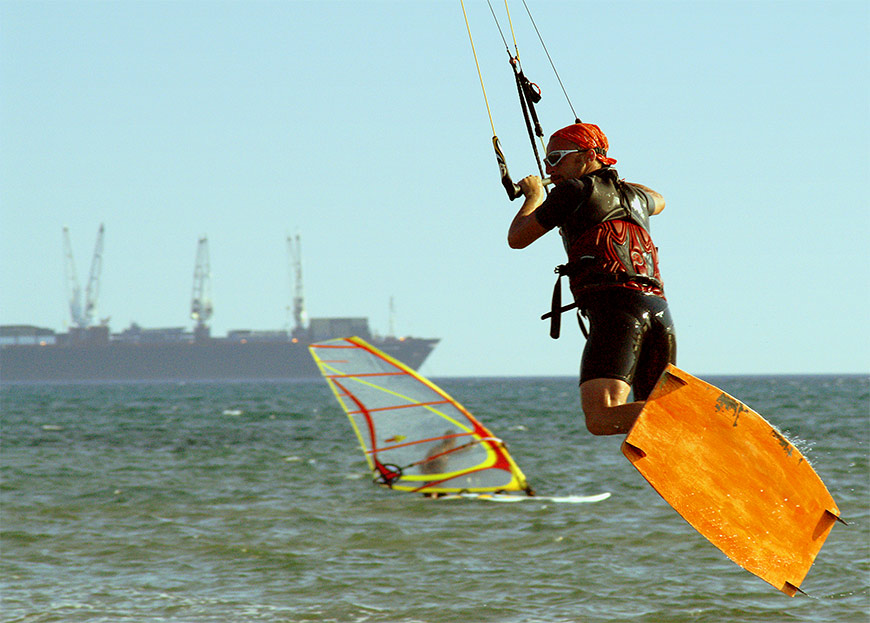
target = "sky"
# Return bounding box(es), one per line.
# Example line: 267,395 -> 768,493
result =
1,0 -> 868,377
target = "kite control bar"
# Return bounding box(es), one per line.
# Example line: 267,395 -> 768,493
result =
507,176 -> 553,200
495,136 -> 553,200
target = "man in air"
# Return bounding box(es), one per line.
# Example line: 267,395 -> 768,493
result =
507,122 -> 676,435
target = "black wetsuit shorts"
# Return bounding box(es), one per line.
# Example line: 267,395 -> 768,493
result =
579,288 -> 677,401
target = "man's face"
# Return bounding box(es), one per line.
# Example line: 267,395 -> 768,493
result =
544,136 -> 595,183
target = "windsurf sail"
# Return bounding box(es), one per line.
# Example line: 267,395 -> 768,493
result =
309,336 -> 532,495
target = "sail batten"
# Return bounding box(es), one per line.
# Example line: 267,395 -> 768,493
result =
348,399 -> 453,415
309,336 -> 531,494
326,372 -> 406,379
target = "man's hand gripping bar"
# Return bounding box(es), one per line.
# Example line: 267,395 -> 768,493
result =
493,136 -> 552,200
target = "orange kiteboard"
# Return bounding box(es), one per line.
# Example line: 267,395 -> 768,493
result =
622,365 -> 840,596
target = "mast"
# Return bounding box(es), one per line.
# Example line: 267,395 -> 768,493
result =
287,234 -> 308,336
190,236 -> 212,340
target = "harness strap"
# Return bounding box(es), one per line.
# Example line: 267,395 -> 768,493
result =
541,264 -> 587,340
546,270 -> 562,339
540,262 -> 663,339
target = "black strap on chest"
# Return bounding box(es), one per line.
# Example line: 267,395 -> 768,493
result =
540,262 -> 663,339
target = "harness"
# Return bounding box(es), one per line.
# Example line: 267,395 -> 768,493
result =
541,261 -> 664,339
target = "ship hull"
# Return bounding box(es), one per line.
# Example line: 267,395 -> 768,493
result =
0,337 -> 438,383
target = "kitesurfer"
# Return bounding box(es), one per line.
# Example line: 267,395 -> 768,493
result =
507,122 -> 676,436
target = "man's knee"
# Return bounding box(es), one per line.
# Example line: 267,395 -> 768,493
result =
583,408 -> 621,436
580,378 -> 643,436
581,383 -> 618,435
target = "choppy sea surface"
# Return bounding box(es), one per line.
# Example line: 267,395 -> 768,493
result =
2,374 -> 868,623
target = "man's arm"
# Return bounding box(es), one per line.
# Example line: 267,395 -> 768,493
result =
507,176 -> 549,249
628,182 -> 665,215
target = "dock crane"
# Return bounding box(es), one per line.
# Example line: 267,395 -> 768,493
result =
287,234 -> 308,337
62,224 -> 104,329
190,236 -> 212,340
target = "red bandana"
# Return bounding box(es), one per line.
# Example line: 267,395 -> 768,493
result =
550,123 -> 617,165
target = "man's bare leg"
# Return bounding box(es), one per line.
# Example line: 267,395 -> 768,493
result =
580,378 -> 644,436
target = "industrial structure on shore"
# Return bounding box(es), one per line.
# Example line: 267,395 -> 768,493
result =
1,229 -> 438,382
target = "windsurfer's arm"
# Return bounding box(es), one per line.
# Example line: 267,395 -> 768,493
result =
508,176 -> 548,249
627,182 -> 665,215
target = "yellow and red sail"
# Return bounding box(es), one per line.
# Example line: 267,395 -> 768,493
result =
309,337 -> 529,494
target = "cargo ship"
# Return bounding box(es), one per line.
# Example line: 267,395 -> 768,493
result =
0,232 -> 439,383
0,320 -> 438,383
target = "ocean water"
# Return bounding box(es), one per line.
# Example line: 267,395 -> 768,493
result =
1,375 -> 868,623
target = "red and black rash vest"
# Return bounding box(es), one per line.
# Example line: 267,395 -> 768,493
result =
533,167 -> 665,303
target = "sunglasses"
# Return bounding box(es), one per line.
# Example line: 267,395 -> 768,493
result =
544,149 -> 587,167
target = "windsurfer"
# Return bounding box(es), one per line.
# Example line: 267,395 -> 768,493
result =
507,122 -> 676,436
420,434 -> 459,499
420,434 -> 459,474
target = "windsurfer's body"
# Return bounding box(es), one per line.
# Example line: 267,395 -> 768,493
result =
508,122 -> 676,436
420,435 -> 458,474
